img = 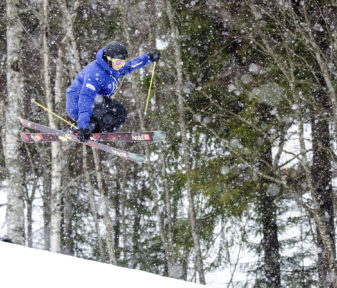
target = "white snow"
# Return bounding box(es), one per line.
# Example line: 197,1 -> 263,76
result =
0,241 -> 207,288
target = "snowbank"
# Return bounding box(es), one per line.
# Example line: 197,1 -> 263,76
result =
0,241 -> 207,288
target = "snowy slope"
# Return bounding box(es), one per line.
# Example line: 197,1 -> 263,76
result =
0,241 -> 207,288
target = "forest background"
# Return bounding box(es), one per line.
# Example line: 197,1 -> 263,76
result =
1,0 -> 337,287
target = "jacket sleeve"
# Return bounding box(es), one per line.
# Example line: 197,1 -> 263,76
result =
77,75 -> 100,129
119,53 -> 153,77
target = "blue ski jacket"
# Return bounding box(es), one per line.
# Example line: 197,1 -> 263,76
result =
66,48 -> 154,129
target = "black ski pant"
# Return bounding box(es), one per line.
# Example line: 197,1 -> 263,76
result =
89,97 -> 127,133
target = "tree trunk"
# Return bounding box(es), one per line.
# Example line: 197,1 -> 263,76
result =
131,173 -> 144,269
42,0 -> 63,253
60,0 -> 81,74
257,103 -> 281,287
42,167 -> 51,250
120,166 -> 128,263
311,91 -> 336,288
165,0 -> 205,283
83,146 -> 105,261
161,148 -> 181,277
298,104 -> 337,287
25,177 -> 37,248
93,150 -> 117,265
114,174 -> 121,260
26,188 -> 34,247
63,188 -> 74,255
5,0 -> 25,245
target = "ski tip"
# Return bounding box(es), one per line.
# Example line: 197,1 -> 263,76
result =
128,153 -> 146,164
153,131 -> 166,142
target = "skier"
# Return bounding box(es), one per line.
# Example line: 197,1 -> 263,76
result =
66,41 -> 161,142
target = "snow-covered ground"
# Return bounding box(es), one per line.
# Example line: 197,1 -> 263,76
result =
0,241 -> 208,288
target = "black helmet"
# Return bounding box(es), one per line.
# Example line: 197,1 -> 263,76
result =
104,41 -> 128,59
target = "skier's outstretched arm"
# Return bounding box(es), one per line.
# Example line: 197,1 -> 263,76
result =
120,51 -> 161,76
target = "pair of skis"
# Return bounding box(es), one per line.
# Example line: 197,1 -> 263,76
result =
20,118 -> 166,164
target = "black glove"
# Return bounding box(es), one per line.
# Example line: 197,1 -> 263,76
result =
77,128 -> 91,143
150,51 -> 161,62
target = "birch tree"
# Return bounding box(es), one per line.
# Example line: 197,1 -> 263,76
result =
41,0 -> 64,253
5,0 -> 25,245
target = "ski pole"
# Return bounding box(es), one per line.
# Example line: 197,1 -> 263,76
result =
144,61 -> 156,114
31,99 -> 78,129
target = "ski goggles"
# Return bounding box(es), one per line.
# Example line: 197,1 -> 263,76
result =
106,56 -> 127,67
